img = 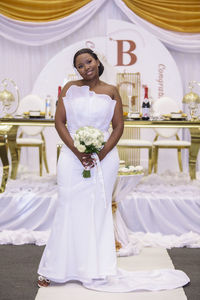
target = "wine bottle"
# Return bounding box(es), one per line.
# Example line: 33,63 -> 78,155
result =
142,86 -> 150,120
58,86 -> 61,98
56,86 -> 62,106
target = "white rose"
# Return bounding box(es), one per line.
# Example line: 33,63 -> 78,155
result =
93,140 -> 99,147
74,133 -> 79,139
74,140 -> 81,148
77,144 -> 86,152
85,138 -> 93,146
96,142 -> 102,148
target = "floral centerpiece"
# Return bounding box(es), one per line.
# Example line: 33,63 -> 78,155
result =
74,126 -> 105,178
118,165 -> 144,175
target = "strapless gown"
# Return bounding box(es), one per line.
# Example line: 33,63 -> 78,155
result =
38,85 -> 189,292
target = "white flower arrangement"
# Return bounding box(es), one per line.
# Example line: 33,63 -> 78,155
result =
74,126 -> 105,178
118,165 -> 144,175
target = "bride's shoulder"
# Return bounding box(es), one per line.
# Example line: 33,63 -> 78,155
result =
100,82 -> 121,101
62,80 -> 82,96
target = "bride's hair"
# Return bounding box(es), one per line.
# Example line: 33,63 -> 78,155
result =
73,48 -> 104,77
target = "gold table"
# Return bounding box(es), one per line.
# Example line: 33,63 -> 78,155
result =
0,118 -> 200,192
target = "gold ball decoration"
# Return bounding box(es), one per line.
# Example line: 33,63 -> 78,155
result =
0,89 -> 15,105
0,79 -> 20,118
182,91 -> 200,103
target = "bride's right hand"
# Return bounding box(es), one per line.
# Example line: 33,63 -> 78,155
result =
77,153 -> 96,169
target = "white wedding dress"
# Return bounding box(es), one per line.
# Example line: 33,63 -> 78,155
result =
38,85 -> 189,292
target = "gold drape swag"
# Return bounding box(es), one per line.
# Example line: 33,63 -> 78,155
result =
0,0 -> 92,22
123,0 -> 200,33
0,0 -> 200,32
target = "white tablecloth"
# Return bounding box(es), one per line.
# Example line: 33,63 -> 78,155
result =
0,171 -> 200,249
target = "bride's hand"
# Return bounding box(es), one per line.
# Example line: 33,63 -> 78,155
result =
78,153 -> 96,168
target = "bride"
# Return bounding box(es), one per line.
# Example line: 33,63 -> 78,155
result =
37,48 -> 189,292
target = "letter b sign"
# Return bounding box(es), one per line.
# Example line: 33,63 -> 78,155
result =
116,40 -> 137,66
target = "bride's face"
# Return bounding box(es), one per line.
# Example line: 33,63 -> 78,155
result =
75,53 -> 99,80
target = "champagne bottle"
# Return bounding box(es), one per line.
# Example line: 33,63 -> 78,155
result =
142,86 -> 150,120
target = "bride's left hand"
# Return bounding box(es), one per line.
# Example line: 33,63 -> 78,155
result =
82,154 -> 96,168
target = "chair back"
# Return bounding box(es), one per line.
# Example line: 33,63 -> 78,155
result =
17,94 -> 45,136
153,97 -> 180,138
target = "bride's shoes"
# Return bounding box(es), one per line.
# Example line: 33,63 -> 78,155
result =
37,275 -> 50,287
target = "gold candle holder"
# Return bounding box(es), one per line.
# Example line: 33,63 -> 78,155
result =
182,81 -> 200,121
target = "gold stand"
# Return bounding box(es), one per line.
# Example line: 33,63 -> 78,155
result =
112,201 -> 122,251
0,135 -> 9,193
7,126 -> 19,179
189,127 -> 200,180
0,125 -> 19,192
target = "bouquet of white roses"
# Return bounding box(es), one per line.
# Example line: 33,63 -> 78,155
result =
74,126 -> 105,178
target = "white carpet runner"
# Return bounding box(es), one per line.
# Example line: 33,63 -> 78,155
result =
35,247 -> 187,300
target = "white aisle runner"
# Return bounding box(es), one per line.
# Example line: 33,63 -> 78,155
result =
35,248 -> 187,300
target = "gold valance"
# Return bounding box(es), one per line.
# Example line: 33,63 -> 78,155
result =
0,0 -> 92,22
123,0 -> 200,33
0,0 -> 200,32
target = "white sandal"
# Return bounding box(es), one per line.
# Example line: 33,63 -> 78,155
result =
37,275 -> 50,287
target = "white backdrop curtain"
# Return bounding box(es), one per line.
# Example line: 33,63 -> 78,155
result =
0,0 -> 107,46
0,0 -> 200,173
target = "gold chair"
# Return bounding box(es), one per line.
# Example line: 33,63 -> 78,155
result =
0,133 -> 9,193
116,72 -> 153,173
57,143 -> 63,162
152,97 -> 191,173
16,95 -> 49,176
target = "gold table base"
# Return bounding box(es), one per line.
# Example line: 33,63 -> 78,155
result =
188,127 -> 200,180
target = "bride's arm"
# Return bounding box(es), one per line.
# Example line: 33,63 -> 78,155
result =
55,84 -> 94,167
55,83 -> 79,155
98,86 -> 124,161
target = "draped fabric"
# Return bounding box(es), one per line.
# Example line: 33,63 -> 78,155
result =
0,0 -> 92,22
0,0 -> 200,33
0,0 -> 200,51
114,0 -> 200,53
0,172 -> 200,248
122,0 -> 200,33
0,0 -> 108,46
